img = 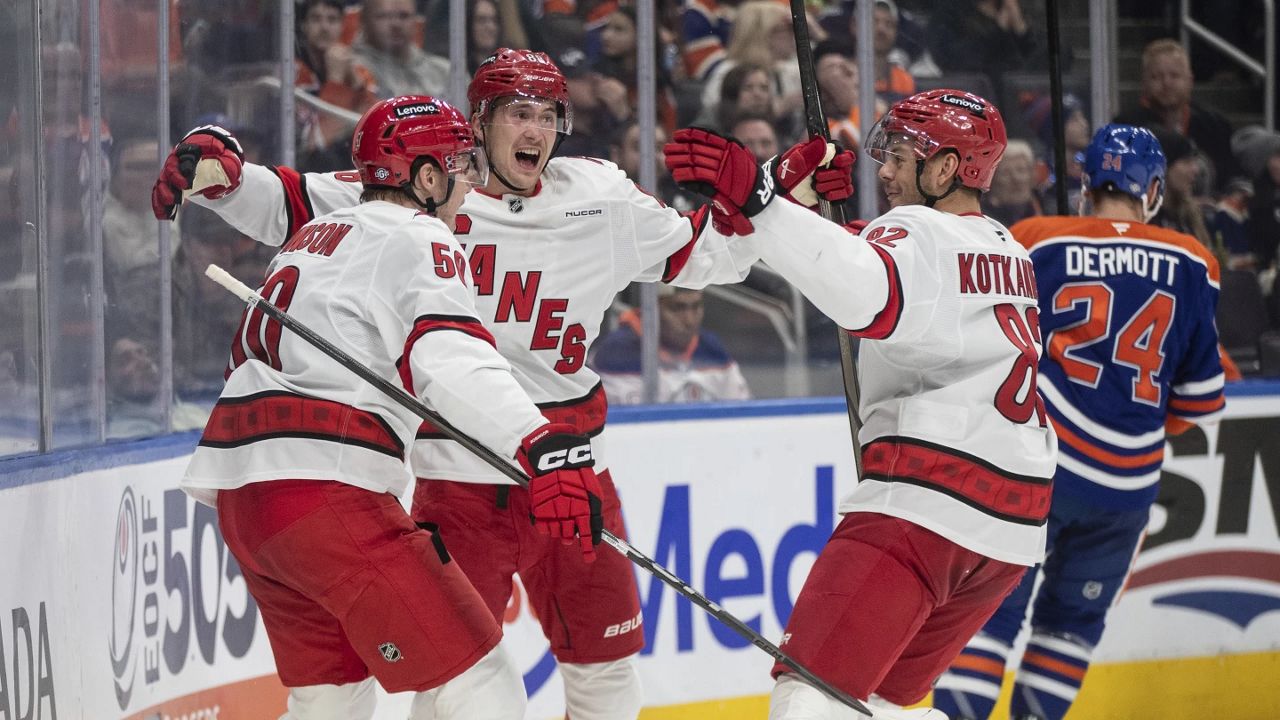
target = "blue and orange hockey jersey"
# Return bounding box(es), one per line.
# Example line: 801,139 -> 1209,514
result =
1013,216 -> 1225,510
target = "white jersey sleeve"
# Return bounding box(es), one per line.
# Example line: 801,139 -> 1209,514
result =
189,164 -> 362,245
584,159 -> 758,290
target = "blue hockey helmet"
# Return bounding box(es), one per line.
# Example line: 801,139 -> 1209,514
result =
1081,123 -> 1166,220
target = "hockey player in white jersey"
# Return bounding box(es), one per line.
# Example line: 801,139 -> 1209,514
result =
181,95 -> 609,720
152,49 -> 780,719
665,89 -> 1058,719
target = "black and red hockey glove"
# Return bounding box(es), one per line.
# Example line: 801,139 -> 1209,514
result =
517,423 -> 605,562
151,125 -> 245,220
664,127 -> 776,235
774,136 -> 856,209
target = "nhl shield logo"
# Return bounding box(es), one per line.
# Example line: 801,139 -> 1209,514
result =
1082,581 -> 1104,600
378,642 -> 402,662
508,197 -> 524,214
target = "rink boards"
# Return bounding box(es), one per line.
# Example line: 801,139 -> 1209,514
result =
0,385 -> 1277,719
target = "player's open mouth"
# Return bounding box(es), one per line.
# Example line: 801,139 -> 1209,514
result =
514,149 -> 541,171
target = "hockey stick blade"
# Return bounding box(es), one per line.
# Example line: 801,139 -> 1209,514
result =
204,264 -> 873,716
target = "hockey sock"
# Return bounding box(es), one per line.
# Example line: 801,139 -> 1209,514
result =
932,632 -> 1011,720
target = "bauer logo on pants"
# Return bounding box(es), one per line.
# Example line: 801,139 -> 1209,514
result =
379,642 -> 402,662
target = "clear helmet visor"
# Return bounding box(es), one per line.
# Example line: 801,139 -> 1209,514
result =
443,146 -> 490,186
485,96 -> 572,135
863,115 -> 940,168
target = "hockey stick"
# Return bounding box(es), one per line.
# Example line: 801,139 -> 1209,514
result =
787,0 -> 865,480
203,264 -> 876,717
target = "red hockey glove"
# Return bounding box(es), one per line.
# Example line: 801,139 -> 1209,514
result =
771,136 -> 853,209
664,127 -> 775,235
151,125 -> 245,220
517,423 -> 605,562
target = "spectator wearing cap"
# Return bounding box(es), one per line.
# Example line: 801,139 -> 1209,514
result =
555,47 -> 628,159
353,0 -> 450,98
295,0 -> 380,165
925,0 -> 1037,91
984,139 -> 1042,226
1022,92 -> 1091,214
1114,39 -> 1241,191
848,0 -> 915,105
1234,127 -> 1280,270
591,287 -> 751,404
1150,129 -> 1214,249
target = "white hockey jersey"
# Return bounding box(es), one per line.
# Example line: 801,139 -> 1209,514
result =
181,201 -> 547,505
752,201 -> 1057,566
192,157 -> 757,483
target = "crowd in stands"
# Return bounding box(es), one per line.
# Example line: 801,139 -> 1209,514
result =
4,0 -> 1280,447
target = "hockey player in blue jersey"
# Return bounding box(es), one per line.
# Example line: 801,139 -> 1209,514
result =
932,124 -> 1226,720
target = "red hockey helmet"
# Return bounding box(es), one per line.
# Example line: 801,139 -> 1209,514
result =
467,48 -> 573,133
351,95 -> 488,189
864,88 -> 1007,191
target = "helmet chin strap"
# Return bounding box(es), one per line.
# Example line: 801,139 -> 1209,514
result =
915,159 -> 962,209
402,175 -> 455,215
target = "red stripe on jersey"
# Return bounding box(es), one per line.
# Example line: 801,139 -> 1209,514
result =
416,381 -> 609,440
1051,419 -> 1165,469
269,165 -> 315,237
862,437 -> 1052,524
200,391 -> 404,458
1168,394 -> 1226,415
664,206 -> 708,282
398,314 -> 497,393
848,243 -> 903,340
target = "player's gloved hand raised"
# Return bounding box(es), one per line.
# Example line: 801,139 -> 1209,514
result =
151,125 -> 245,220
774,136 -> 856,209
517,423 -> 605,562
664,127 -> 776,235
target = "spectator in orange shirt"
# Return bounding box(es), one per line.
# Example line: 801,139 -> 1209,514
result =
847,0 -> 915,105
296,0 -> 380,166
814,40 -> 880,151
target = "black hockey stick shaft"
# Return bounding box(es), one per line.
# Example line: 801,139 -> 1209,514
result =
788,0 -> 864,479
204,264 -> 872,717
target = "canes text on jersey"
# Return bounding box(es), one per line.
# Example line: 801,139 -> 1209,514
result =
958,252 -> 1039,300
1064,244 -> 1181,285
465,243 -> 587,374
280,222 -> 354,257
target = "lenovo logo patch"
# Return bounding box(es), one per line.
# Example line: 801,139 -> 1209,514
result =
395,103 -> 440,118
939,94 -> 985,116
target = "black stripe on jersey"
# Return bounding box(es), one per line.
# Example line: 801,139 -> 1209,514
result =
861,473 -> 1048,527
536,381 -> 605,410
199,431 -> 405,459
415,424 -> 605,442
867,435 -> 1053,486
